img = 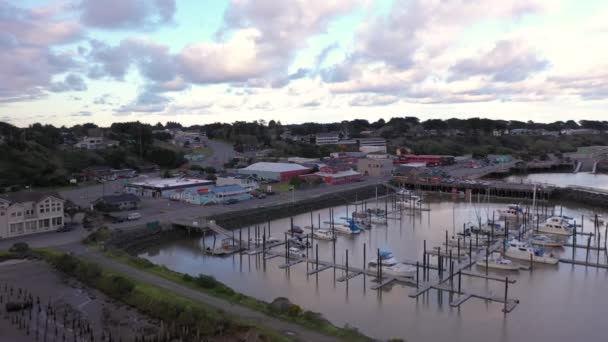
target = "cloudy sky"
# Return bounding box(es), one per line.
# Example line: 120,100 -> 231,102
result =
1,0 -> 608,127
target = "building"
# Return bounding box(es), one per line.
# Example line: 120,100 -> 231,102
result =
93,194 -> 141,211
124,178 -> 214,198
287,157 -> 320,164
394,154 -> 455,167
357,158 -> 393,177
237,162 -> 310,181
358,137 -> 387,153
396,147 -> 413,156
83,166 -> 115,182
173,130 -> 207,148
366,151 -> 391,159
74,136 -> 118,150
315,132 -> 340,145
215,174 -> 259,192
169,185 -> 251,205
302,165 -> 362,185
0,192 -> 65,239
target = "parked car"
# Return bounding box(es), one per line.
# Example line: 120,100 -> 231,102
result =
127,212 -> 142,221
223,198 -> 239,205
112,216 -> 126,224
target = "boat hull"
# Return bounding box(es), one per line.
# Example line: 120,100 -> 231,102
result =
475,261 -> 520,271
505,251 -> 559,264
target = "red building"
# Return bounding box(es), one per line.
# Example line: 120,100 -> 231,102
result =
394,155 -> 455,167
301,165 -> 363,185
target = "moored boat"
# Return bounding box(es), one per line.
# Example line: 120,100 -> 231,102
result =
476,252 -> 521,271
530,234 -> 564,247
504,239 -> 558,264
367,251 -> 416,277
498,204 -> 524,219
538,218 -> 573,236
312,229 -> 336,241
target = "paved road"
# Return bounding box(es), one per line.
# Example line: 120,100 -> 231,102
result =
59,245 -> 346,342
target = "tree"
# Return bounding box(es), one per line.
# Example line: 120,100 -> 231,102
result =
289,176 -> 303,188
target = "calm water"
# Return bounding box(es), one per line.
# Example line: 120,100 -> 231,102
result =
506,172 -> 608,190
140,196 -> 608,341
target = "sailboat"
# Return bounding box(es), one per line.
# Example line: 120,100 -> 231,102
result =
529,234 -> 564,247
538,217 -> 573,236
312,229 -> 336,241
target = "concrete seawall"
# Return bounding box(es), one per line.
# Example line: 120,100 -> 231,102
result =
208,183 -> 391,229
552,188 -> 608,208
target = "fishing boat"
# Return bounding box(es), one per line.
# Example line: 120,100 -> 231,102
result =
504,239 -> 558,264
530,234 -> 564,247
288,247 -> 306,258
476,252 -> 521,271
312,229 -> 336,241
288,236 -> 311,248
538,218 -> 573,236
287,225 -> 305,236
498,204 -> 524,219
367,251 -> 416,277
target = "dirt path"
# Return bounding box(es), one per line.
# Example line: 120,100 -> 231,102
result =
63,245 -> 348,342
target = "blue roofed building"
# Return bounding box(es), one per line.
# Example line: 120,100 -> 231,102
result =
169,184 -> 251,205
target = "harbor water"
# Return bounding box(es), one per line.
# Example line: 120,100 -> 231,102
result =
139,194 -> 608,341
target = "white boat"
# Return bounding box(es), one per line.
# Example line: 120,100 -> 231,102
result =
326,221 -> 361,234
369,215 -> 387,224
312,229 -> 335,241
538,218 -> 573,236
476,253 -> 521,271
288,247 -> 306,258
447,235 -> 489,247
504,239 -> 558,264
498,204 -> 524,219
397,195 -> 422,208
397,188 -> 412,196
367,251 -> 416,277
249,236 -> 280,245
530,234 -> 563,247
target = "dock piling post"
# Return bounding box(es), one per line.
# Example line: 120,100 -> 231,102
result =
458,270 -> 462,294
445,230 -> 449,254
503,276 -> 509,313
586,236 -> 592,264
363,243 -> 367,271
315,244 -> 319,270
529,254 -> 533,271
377,248 -> 381,279
416,262 -> 420,287
485,246 -> 489,275
247,227 -> 250,250
346,249 -> 349,278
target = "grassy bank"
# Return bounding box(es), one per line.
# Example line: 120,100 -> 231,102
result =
104,248 -> 372,341
1,248 -> 290,342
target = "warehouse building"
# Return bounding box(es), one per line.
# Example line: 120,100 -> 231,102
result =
237,162 -> 311,181
124,178 -> 214,198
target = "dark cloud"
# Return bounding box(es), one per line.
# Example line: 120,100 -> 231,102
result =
449,40 -> 549,82
116,91 -> 171,113
49,74 -> 87,92
79,0 -> 176,30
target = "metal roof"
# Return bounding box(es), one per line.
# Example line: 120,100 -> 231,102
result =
240,162 -> 310,173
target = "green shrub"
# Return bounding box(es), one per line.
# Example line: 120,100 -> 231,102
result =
194,274 -> 221,289
130,256 -> 155,268
54,253 -> 79,273
9,242 -> 30,253
182,273 -> 193,282
107,275 -> 135,297
77,262 -> 102,282
287,304 -> 302,317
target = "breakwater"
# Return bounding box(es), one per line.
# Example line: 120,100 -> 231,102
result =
208,183 -> 391,229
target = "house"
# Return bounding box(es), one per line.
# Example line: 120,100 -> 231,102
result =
173,130 -> 207,148
366,151 -> 391,159
357,158 -> 393,177
93,194 -> 141,211
394,154 -> 455,167
124,178 -> 214,198
0,192 -> 65,238
215,174 -> 259,192
237,162 -> 310,181
396,147 -> 413,156
83,166 -> 115,182
75,136 -> 118,150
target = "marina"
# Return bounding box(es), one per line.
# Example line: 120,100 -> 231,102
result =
142,187 -> 608,341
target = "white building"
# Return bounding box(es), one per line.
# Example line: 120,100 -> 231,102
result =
124,178 -> 214,198
75,136 -> 118,150
358,137 -> 387,153
215,174 -> 259,192
315,132 -> 340,145
0,192 -> 65,239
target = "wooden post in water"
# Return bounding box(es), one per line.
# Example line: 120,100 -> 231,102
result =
457,238 -> 461,260
416,262 -> 420,288
345,249 -> 349,279
247,226 -> 250,250
310,212 -> 313,229
423,240 -> 427,280
530,253 -> 533,271
315,244 -> 319,270
485,246 -> 489,275
262,234 -> 266,257
503,276 -> 509,313
377,248 -> 381,279
445,230 -> 449,254
318,213 -> 321,230
572,224 -> 577,260
586,236 -> 592,264
458,270 -> 462,294
239,229 -> 242,251
363,243 -> 367,271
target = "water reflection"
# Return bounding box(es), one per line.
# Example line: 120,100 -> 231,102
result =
140,196 -> 608,341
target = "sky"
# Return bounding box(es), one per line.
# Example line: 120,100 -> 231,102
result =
1,0 -> 608,127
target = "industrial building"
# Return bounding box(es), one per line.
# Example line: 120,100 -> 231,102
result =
357,158 -> 394,177
169,185 -> 252,205
237,162 -> 310,181
124,178 -> 214,198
